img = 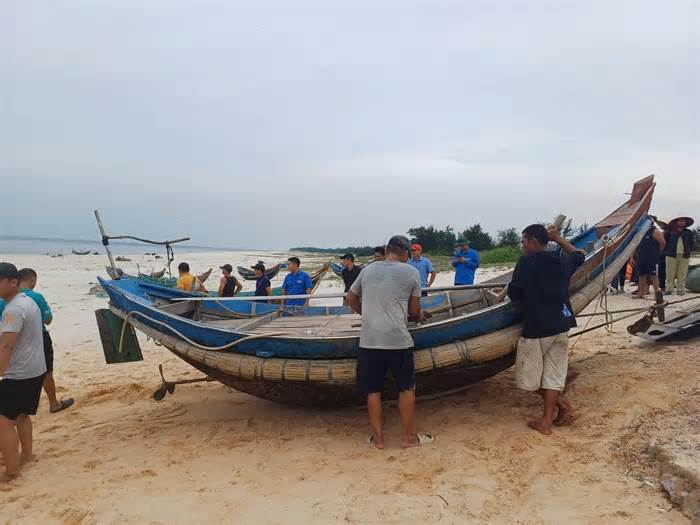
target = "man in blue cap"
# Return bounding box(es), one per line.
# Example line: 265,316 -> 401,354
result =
451,239 -> 480,285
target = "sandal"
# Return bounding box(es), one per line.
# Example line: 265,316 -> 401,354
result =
50,398 -> 75,414
402,432 -> 434,448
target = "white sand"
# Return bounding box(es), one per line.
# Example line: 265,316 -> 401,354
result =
0,251 -> 698,524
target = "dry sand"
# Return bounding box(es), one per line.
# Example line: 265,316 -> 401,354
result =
1,251 -> 698,524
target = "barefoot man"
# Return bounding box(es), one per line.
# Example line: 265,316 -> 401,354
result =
507,224 -> 585,435
347,235 -> 433,449
0,263 -> 47,481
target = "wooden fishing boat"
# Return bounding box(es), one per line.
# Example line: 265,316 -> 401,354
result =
100,176 -> 655,406
72,249 -> 92,255
237,263 -> 281,281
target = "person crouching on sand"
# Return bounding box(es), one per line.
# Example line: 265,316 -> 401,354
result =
346,235 -> 433,449
507,224 -> 585,435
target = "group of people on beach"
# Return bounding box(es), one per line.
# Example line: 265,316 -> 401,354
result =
621,215 -> 695,299
0,264 -> 74,481
345,223 -> 584,448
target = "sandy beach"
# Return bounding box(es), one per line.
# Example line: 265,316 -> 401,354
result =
0,251 -> 698,524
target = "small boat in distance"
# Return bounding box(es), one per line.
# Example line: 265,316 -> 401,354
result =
72,249 -> 92,255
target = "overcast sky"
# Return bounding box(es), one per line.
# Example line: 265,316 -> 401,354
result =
1,1 -> 698,249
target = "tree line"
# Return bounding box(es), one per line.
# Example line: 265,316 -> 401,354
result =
294,221 -> 700,256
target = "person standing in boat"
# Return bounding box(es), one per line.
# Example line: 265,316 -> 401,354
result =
347,235 -> 433,450
176,262 -> 208,294
339,253 -> 362,293
663,216 -> 695,295
632,224 -> 666,300
282,257 -> 313,306
507,224 -> 585,436
217,264 -> 242,297
407,244 -> 436,289
373,246 -> 386,262
252,263 -> 272,298
451,238 -> 480,285
0,262 -> 47,482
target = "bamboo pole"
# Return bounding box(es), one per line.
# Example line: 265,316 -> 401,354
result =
94,210 -> 118,279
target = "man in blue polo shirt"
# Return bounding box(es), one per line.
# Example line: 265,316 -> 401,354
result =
451,238 -> 480,285
282,257 -> 313,306
407,243 -> 436,289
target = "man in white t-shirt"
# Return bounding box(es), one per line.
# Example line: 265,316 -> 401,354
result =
347,236 -> 433,450
0,263 -> 47,482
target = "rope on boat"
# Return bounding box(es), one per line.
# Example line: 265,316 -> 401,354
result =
117,310 -> 298,354
570,236 -> 614,352
569,295 -> 699,339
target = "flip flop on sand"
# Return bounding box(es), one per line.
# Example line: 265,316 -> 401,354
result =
50,398 -> 74,414
366,435 -> 385,450
402,432 -> 434,449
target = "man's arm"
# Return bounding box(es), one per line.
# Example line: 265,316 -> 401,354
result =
507,259 -> 526,305
547,225 -> 585,255
466,250 -> 480,269
407,295 -> 425,323
451,255 -> 464,268
218,277 -> 226,296
304,288 -> 312,307
653,228 -> 666,251
428,271 -> 437,287
0,332 -> 18,376
347,290 -> 362,315
234,280 -> 243,295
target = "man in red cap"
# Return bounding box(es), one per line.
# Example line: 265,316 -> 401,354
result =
407,244 -> 436,290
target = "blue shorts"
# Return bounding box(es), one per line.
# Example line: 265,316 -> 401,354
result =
357,348 -> 415,395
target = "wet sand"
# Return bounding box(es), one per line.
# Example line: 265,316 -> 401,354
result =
0,252 -> 698,524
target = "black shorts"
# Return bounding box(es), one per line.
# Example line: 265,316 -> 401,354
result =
637,259 -> 657,277
43,331 -> 54,373
0,375 -> 45,420
357,348 -> 415,395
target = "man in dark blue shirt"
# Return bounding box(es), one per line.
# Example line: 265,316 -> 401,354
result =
507,224 -> 585,436
282,257 -> 313,306
252,263 -> 272,297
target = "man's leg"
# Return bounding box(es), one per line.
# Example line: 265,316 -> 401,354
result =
15,415 -> 34,465
0,415 -> 20,481
527,390 -> 558,435
666,256 -> 678,292
366,393 -> 384,449
650,275 -> 660,294
398,390 -> 418,447
677,257 -> 690,294
636,274 -> 648,296
43,373 -> 60,411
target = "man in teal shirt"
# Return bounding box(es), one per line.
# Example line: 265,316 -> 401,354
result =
1,269 -> 74,413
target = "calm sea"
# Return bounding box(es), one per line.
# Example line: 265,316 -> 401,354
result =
0,236 -> 229,255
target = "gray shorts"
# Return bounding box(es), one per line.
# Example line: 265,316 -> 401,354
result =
515,333 -> 569,391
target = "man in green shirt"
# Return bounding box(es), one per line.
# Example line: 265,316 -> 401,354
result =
16,269 -> 73,413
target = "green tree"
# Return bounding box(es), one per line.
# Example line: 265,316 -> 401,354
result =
459,224 -> 494,251
407,225 -> 456,253
497,227 -> 520,247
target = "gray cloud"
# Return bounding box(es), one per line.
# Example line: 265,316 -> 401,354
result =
2,1 -> 698,248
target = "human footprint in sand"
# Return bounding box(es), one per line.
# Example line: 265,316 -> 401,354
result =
0,263 -> 48,482
508,224 -> 585,435
347,235 -> 433,450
